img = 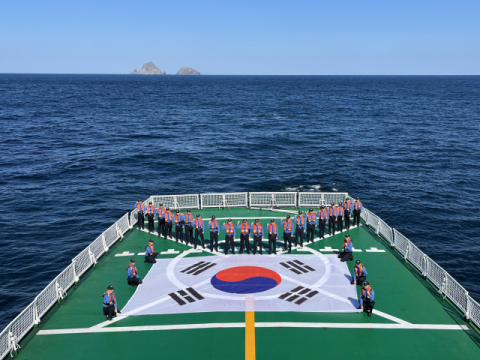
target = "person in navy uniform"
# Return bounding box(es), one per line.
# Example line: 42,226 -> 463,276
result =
267,219 -> 278,255
306,209 -> 316,243
359,281 -> 375,317
145,202 -> 158,233
295,211 -> 305,247
343,198 -> 353,230
193,214 -> 206,249
174,210 -> 185,243
237,219 -> 251,254
280,216 -> 295,253
136,199 -> 145,230
251,219 -> 264,255
318,206 -> 328,239
222,218 -> 236,255
157,203 -> 166,237
164,207 -> 173,238
352,197 -> 363,227
103,285 -> 120,320
145,239 -> 158,263
184,209 -> 194,245
208,215 -> 219,252
127,258 -> 143,286
338,234 -> 354,262
336,203 -> 344,232
328,202 -> 337,236
351,260 -> 368,285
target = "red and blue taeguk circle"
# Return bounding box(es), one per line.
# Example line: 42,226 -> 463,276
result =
211,266 -> 282,294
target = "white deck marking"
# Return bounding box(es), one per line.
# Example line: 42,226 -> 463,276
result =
38,322 -> 468,335
366,247 -> 386,253
160,249 -> 180,255
137,252 -> 145,255
372,310 -> 411,324
319,247 -> 339,252
115,251 -> 134,257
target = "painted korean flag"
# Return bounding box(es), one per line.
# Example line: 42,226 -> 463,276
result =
120,253 -> 360,316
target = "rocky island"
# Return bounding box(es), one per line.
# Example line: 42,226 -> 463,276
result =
176,67 -> 201,75
131,62 -> 165,75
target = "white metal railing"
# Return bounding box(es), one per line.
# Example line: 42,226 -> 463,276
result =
249,192 -> 297,207
362,206 -> 480,329
298,192 -> 348,207
150,194 -> 199,210
2,193 -> 480,360
200,193 -> 248,208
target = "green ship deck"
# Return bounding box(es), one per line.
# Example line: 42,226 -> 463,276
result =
7,205 -> 480,360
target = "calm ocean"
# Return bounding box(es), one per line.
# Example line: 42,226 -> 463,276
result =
1,75 -> 479,330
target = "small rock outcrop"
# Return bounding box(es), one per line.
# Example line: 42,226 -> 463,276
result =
131,62 -> 162,75
176,67 -> 200,75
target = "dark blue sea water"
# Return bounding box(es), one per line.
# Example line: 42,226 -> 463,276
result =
1,75 -> 479,331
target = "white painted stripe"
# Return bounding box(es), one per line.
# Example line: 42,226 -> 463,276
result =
38,322 -> 468,335
245,294 -> 255,312
115,252 -> 134,257
372,310 -> 411,324
366,247 -> 386,253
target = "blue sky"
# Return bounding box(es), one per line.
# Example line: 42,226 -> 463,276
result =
0,0 -> 479,74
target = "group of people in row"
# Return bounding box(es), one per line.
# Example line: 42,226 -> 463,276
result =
135,198 -> 363,254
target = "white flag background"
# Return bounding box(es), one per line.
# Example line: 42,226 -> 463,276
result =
121,254 -> 360,316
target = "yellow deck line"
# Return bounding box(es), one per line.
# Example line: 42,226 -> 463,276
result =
245,311 -> 256,360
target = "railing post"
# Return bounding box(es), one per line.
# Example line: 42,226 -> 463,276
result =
116,224 -> 123,240
55,281 -> 65,303
33,297 -> 41,327
391,228 -> 396,248
72,260 -> 80,283
376,221 -> 380,235
465,292 -> 471,321
8,326 -> 21,357
422,254 -> 428,278
88,246 -> 97,267
404,243 -> 409,261
102,233 -> 109,252
439,270 -> 447,298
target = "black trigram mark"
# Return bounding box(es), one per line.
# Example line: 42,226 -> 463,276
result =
280,260 -> 316,275
181,261 -> 217,275
278,286 -> 318,305
169,287 -> 205,306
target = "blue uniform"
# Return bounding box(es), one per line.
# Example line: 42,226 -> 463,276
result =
222,224 -> 236,237
236,224 -> 251,233
252,226 -> 264,237
280,220 -> 295,234
360,288 -> 375,306
127,265 -> 139,278
223,223 -> 236,255
175,215 -> 185,226
353,266 -> 368,282
103,293 -> 117,308
208,221 -> 219,232
344,240 -> 353,252
194,220 -> 204,231
145,246 -> 154,256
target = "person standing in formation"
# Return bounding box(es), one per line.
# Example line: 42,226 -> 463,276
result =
306,209 -> 316,243
267,219 -> 278,255
208,216 -> 219,252
146,202 -> 157,233
353,197 -> 363,227
237,219 -> 251,254
251,219 -> 264,255
280,216 -> 295,253
343,198 -> 353,230
184,209 -> 194,245
222,219 -> 236,255
328,202 -> 337,236
318,206 -> 328,239
164,208 -> 173,238
295,211 -> 305,247
193,214 -> 205,249
157,203 -> 166,237
174,210 -> 185,243
136,199 -> 145,230
336,203 -> 344,232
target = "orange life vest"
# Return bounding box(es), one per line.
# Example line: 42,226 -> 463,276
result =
344,201 -> 352,210
128,264 -> 137,277
174,213 -> 183,223
361,285 -> 372,299
354,264 -> 365,278
337,207 -> 344,216
137,203 -> 144,212
354,200 -> 362,210
147,243 -> 154,253
319,209 -> 328,219
165,211 -> 172,221
241,222 -> 249,234
147,205 -> 155,215
307,212 -> 316,222
158,206 -> 166,217
209,220 -> 218,230
185,213 -> 193,223
253,223 -> 262,235
284,220 -> 292,232
329,207 -> 336,216
344,237 -> 351,248
268,223 -> 277,234
226,222 -> 234,235
104,292 -> 116,305
297,216 -> 305,226
194,218 -> 203,228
